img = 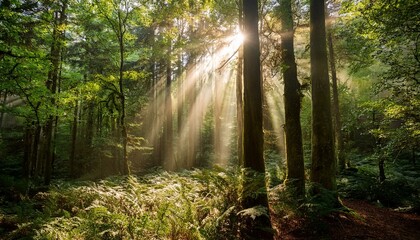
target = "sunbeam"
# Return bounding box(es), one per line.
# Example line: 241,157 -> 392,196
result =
139,32 -> 243,170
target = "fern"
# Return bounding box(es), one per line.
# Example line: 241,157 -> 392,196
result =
5,168 -> 242,239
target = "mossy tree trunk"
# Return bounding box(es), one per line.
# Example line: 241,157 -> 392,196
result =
279,0 -> 305,197
309,0 -> 336,191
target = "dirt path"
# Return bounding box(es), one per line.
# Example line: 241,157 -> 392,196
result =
274,199 -> 420,240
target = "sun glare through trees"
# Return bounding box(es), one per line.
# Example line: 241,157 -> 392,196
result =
139,30 -> 244,170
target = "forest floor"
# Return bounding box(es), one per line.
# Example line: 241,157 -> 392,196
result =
273,199 -> 420,240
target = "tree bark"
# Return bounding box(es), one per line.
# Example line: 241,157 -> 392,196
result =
379,157 -> 386,183
70,101 -> 79,177
327,31 -> 346,171
117,10 -> 129,175
214,48 -> 222,164
31,122 -> 41,178
0,90 -> 8,129
177,53 -> 184,140
23,125 -> 32,179
279,0 -> 305,197
241,0 -> 273,238
236,0 -> 244,166
309,0 -> 336,191
85,102 -> 94,148
44,1 -> 67,185
164,45 -> 174,170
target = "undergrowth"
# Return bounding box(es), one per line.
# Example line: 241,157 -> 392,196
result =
1,168 -> 241,240
338,155 -> 420,211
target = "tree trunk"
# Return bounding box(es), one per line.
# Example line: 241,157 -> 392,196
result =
236,50 -> 244,166
279,0 -> 305,197
31,123 -> 42,177
327,31 -> 345,171
379,157 -> 386,183
44,1 -> 67,185
241,0 -> 273,238
0,90 -> 8,129
85,102 -> 94,148
117,10 -> 129,175
214,48 -> 222,164
309,0 -> 336,191
236,1 -> 244,166
23,125 -> 32,179
164,45 -> 174,170
149,28 -> 163,166
187,58 -> 198,168
177,53 -> 184,139
70,101 -> 79,178
97,103 -> 103,137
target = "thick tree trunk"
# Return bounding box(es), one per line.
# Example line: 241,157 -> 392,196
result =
327,31 -> 346,171
309,0 -> 336,191
242,1 -> 265,173
279,0 -> 305,197
236,1 -> 244,166
236,49 -> 244,166
241,0 -> 273,238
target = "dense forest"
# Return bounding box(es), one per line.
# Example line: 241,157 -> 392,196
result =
0,0 -> 419,239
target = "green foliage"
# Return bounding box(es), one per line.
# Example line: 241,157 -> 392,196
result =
239,168 -> 269,205
264,149 -> 285,187
271,182 -> 344,232
338,156 -> 420,210
303,184 -> 342,218
270,184 -> 303,218
2,168 -> 241,239
237,205 -> 269,221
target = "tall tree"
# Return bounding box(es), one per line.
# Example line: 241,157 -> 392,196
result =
69,99 -> 79,177
327,30 -> 345,171
164,44 -> 174,169
309,0 -> 336,191
95,0 -> 132,175
44,0 -> 68,185
278,0 -> 305,197
241,0 -> 273,238
236,0 -> 244,166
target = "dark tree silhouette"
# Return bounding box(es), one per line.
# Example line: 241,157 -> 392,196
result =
309,0 -> 336,191
279,0 -> 305,197
241,0 -> 273,238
